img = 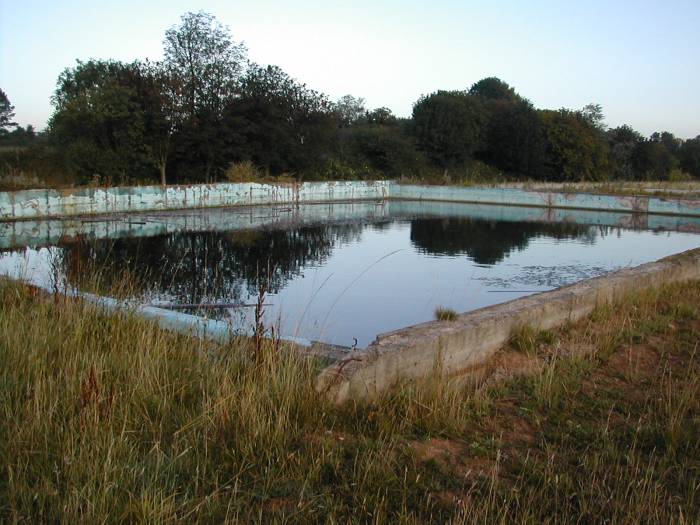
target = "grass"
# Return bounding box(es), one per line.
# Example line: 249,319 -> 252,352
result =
435,306 -> 459,321
1,278 -> 699,522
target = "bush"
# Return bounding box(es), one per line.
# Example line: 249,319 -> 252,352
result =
224,160 -> 263,182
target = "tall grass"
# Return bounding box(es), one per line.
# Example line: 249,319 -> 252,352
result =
1,279 -> 699,522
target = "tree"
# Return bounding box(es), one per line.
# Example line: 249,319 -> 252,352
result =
0,88 -> 17,133
412,90 -> 486,169
163,11 -> 247,118
607,125 -> 643,179
335,95 -> 366,127
580,103 -> 607,131
49,60 -> 153,184
468,77 -> 520,102
135,61 -> 183,185
163,11 -> 247,181
650,131 -> 681,156
477,99 -> 546,177
224,64 -> 338,175
365,107 -> 397,126
539,109 -> 610,181
632,139 -> 677,180
679,136 -> 700,178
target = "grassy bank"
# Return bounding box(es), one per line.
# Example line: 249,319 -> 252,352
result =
1,279 -> 699,523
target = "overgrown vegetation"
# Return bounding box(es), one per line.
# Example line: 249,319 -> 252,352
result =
435,306 -> 459,321
1,277 -> 698,522
1,13 -> 699,189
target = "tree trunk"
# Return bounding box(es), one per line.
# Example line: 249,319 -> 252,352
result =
159,162 -> 167,186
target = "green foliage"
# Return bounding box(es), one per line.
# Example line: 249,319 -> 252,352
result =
632,138 -> 678,180
412,90 -> 486,169
478,99 -> 546,177
341,121 -> 429,178
607,125 -> 644,179
22,12 -> 697,187
680,136 -> 700,178
224,64 -> 338,177
434,306 -> 458,321
335,94 -> 366,126
0,88 -> 17,132
539,109 -> 610,181
468,77 -> 520,102
49,60 -> 156,184
223,159 -> 262,182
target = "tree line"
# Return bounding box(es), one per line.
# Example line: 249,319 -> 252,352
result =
1,11 -> 699,186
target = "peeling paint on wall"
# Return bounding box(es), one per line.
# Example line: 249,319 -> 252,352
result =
2,181 -> 700,221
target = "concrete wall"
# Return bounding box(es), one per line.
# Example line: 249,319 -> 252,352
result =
0,181 -> 391,220
0,201 -> 392,250
2,181 -> 700,221
4,199 -> 700,251
316,247 -> 700,403
391,184 -> 700,217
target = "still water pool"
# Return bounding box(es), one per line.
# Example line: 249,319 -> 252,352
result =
2,201 -> 699,347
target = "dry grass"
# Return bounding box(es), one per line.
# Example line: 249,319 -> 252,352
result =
1,278 -> 699,522
435,306 -> 459,321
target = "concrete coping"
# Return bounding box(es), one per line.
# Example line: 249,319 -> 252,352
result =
315,247 -> 700,404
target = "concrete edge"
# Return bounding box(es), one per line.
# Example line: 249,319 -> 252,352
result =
4,280 -> 349,364
3,181 -> 700,221
315,247 -> 700,404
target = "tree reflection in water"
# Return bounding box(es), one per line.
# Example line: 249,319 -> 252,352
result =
61,223 -> 364,305
410,217 -> 596,265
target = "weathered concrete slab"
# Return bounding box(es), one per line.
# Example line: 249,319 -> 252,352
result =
3,181 -> 700,221
316,247 -> 700,403
0,181 -> 391,220
0,201 -> 392,250
392,184 -> 700,217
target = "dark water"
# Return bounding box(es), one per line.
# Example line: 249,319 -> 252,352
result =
2,203 -> 699,347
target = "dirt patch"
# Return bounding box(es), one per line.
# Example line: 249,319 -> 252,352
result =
262,496 -> 298,514
410,438 -> 463,464
606,344 -> 659,379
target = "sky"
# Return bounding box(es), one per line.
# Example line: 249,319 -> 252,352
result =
1,0 -> 699,137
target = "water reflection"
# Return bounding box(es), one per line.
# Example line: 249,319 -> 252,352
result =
2,208 -> 699,347
410,218 -> 594,265
61,224 -> 365,305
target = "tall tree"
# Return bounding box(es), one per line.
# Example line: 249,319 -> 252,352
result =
224,64 -> 338,175
679,136 -> 700,178
479,99 -> 546,177
163,11 -> 247,181
335,95 -> 366,127
0,88 -> 17,133
163,11 -> 247,118
135,61 -> 182,185
412,90 -> 486,169
580,103 -> 607,131
632,138 -> 677,180
607,125 -> 643,179
539,109 -> 610,181
468,77 -> 520,102
49,60 -> 153,184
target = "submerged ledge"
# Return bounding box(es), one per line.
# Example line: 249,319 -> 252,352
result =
2,180 -> 700,221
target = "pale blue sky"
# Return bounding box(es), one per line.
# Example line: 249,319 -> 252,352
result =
1,0 -> 699,137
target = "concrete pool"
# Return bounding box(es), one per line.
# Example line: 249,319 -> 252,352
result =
2,182 -> 700,401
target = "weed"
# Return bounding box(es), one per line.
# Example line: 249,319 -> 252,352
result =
435,306 -> 458,321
